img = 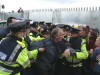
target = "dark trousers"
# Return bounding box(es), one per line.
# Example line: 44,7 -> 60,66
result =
92,71 -> 100,75
20,63 -> 37,75
55,60 -> 68,75
20,67 -> 33,75
67,67 -> 82,75
36,67 -> 55,75
82,58 -> 91,75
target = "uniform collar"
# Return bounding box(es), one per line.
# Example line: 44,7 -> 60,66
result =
8,34 -> 22,41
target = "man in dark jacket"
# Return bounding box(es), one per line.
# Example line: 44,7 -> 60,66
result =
29,27 -> 76,75
0,17 -> 16,40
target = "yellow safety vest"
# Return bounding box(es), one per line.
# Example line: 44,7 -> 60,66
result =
29,33 -> 44,43
0,38 -> 38,75
66,38 -> 89,67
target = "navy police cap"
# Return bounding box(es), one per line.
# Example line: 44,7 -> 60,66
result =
64,25 -> 71,31
24,20 -> 31,28
70,27 -> 80,34
8,21 -> 27,32
30,21 -> 38,27
56,24 -> 65,28
41,29 -> 50,35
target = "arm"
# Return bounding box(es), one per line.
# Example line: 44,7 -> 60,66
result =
91,49 -> 98,62
29,35 -> 44,43
28,48 -> 45,60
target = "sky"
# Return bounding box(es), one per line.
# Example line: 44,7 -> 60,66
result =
0,0 -> 100,12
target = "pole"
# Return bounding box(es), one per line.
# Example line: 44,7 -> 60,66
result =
0,4 -> 1,20
52,11 -> 54,24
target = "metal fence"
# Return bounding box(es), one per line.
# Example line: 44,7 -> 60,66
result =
0,7 -> 100,30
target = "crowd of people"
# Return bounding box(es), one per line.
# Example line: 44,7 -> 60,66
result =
0,17 -> 100,75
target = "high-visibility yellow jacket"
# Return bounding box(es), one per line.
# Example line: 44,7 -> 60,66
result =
29,33 -> 44,43
66,38 -> 89,67
0,36 -> 38,75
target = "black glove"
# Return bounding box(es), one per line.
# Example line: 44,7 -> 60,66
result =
68,47 -> 76,56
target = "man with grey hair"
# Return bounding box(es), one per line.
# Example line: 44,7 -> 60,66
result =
29,27 -> 75,75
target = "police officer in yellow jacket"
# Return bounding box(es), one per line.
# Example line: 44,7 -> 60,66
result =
21,20 -> 44,75
30,21 -> 39,38
0,21 -> 44,75
65,27 -> 89,75
23,20 -> 44,49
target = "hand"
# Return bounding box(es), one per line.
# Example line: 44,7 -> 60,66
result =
89,49 -> 93,55
30,60 -> 35,63
64,49 -> 70,58
39,48 -> 45,52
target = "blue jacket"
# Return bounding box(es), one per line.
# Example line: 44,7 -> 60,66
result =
91,48 -> 100,73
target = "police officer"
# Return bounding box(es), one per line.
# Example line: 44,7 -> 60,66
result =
23,20 -> 43,49
65,27 -> 89,75
39,21 -> 45,28
45,22 -> 52,32
79,26 -> 91,75
41,29 -> 50,39
63,25 -> 71,42
30,21 -> 39,38
21,20 -> 44,75
0,21 -> 44,75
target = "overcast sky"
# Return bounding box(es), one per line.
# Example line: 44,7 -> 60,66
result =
0,0 -> 100,12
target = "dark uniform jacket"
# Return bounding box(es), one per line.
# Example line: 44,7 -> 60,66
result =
69,37 -> 82,51
0,28 -> 10,40
0,35 -> 22,61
